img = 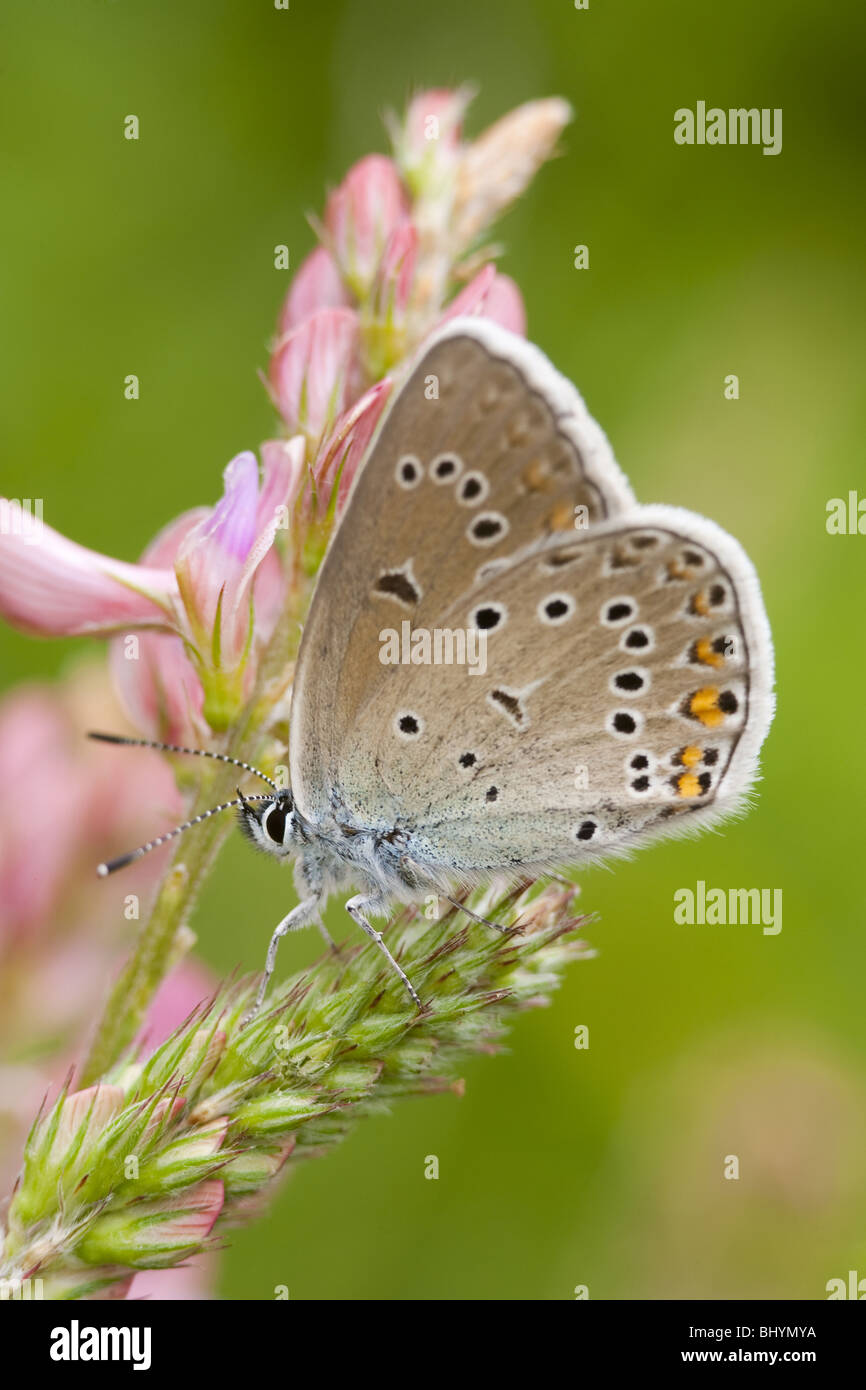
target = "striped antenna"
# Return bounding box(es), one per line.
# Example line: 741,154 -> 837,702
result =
96,792 -> 274,877
87,731 -> 279,791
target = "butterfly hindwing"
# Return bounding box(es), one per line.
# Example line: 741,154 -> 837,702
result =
334,506 -> 774,876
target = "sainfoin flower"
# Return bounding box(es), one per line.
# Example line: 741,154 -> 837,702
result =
264,86 -> 569,522
0,671 -> 219,1297
323,153 -> 410,298
388,86 -> 471,196
0,88 -> 568,736
0,445 -> 302,734
0,87 -> 580,1301
277,245 -> 350,336
0,668 -> 189,972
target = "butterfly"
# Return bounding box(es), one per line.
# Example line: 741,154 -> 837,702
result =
94,318 -> 774,1015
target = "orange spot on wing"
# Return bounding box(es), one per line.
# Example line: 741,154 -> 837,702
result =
522,457 -> 552,491
695,637 -> 724,668
548,501 -> 574,531
680,745 -> 702,768
689,687 -> 724,727
692,590 -> 710,616
677,771 -> 702,798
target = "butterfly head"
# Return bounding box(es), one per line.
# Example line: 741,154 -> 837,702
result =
238,786 -> 296,858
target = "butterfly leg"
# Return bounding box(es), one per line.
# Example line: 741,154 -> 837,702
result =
345,894 -> 422,1009
243,894 -> 321,1024
543,871 -> 575,890
443,893 -> 513,935
315,920 -> 338,951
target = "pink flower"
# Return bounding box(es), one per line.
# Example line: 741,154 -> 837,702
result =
404,87 -> 468,158
371,222 -> 418,322
268,308 -> 362,446
143,1179 -> 224,1249
109,629 -> 206,747
0,446 -> 301,733
324,154 -> 409,296
0,681 -> 182,950
174,448 -> 295,671
0,504 -> 177,637
277,246 -> 351,336
49,1084 -> 126,1163
310,377 -> 392,519
84,1180 -> 225,1269
454,97 -> 573,248
0,674 -> 190,1191
438,265 -> 527,336
392,86 -> 472,194
0,691 -> 95,946
476,272 -> 526,335
262,375 -> 391,529
0,684 -> 219,1292
130,1256 -> 215,1302
108,511 -> 208,745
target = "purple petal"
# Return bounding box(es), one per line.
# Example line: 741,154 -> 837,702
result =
201,452 -> 259,563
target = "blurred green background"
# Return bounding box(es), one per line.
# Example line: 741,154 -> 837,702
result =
2,0 -> 865,1299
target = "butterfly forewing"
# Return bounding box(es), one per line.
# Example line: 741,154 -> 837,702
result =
290,320 -> 635,817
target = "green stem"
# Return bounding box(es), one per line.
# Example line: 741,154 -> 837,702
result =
80,570 -> 314,1086
79,759 -> 236,1085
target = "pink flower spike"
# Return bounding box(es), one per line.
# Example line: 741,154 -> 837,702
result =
392,86 -> 474,193
372,221 -> 418,321
110,629 -> 206,746
404,87 -> 468,157
109,509 -> 209,744
437,264 -> 496,324
277,245 -> 351,336
260,437 -> 307,517
480,273 -> 527,335
51,1085 -> 126,1163
269,307 -> 361,444
454,97 -> 573,248
310,377 -> 392,519
137,1179 -> 225,1253
175,453 -> 257,654
175,445 -> 298,679
324,154 -> 409,296
0,692 -> 90,945
129,1257 -> 215,1302
0,503 -> 178,638
435,267 -> 526,336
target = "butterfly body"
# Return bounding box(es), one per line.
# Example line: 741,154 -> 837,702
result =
239,789 -> 423,895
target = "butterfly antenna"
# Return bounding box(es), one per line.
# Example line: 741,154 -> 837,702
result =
87,731 -> 279,791
96,793 -> 274,876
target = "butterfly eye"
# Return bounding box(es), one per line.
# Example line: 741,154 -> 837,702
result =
264,806 -> 287,844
